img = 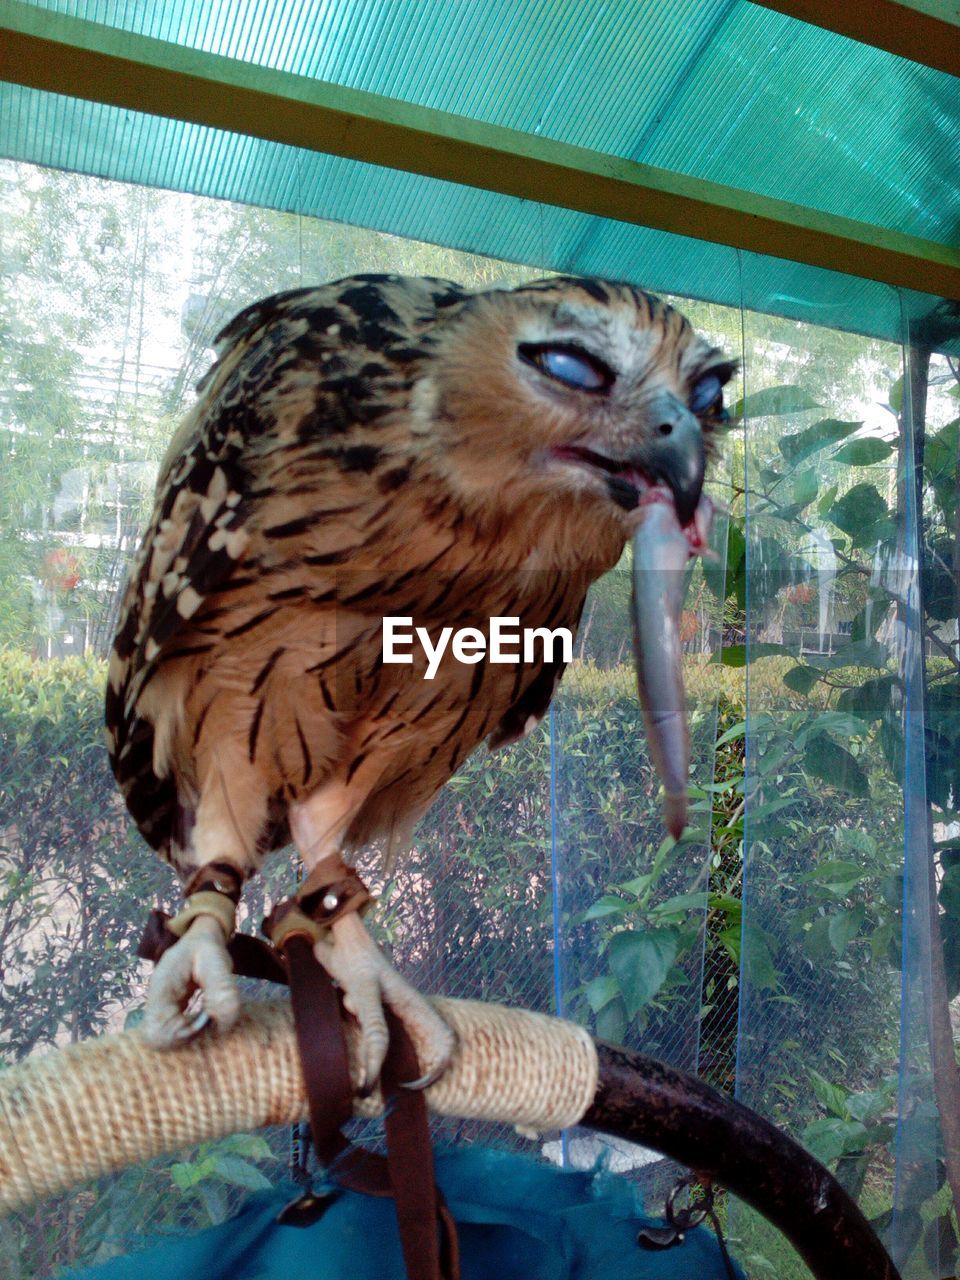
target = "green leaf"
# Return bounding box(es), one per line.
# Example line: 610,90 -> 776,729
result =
584,973 -> 620,1014
791,469 -> 819,509
827,483 -> 892,549
741,923 -> 779,991
835,827 -> 877,858
705,519 -> 745,605
218,1133 -> 274,1161
836,676 -> 897,721
783,665 -> 820,696
925,418 -> 960,516
714,719 -> 747,747
802,859 -> 869,894
828,906 -> 865,954
779,418 -> 861,467
846,1084 -> 895,1124
718,643 -> 789,667
817,483 -> 838,515
595,996 -> 627,1044
805,860 -> 867,894
750,795 -> 801,821
618,873 -> 654,897
170,1162 -> 198,1191
803,737 -> 870,797
197,1182 -> 229,1226
607,928 -> 679,1017
804,916 -> 834,962
888,375 -> 904,415
718,924 -> 742,965
834,1151 -> 871,1201
756,737 -> 787,776
734,385 -> 823,421
832,438 -> 894,466
709,893 -> 742,919
650,891 -> 708,917
795,711 -> 869,746
808,1068 -> 852,1119
801,1117 -> 869,1163
584,894 -> 630,921
212,1156 -> 274,1191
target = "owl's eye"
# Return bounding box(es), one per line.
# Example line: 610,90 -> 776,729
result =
518,343 -> 614,393
689,372 -> 724,415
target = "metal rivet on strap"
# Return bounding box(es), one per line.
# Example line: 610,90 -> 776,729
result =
322,893 -> 339,912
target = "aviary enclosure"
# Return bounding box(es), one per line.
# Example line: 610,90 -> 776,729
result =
0,2 -> 958,1278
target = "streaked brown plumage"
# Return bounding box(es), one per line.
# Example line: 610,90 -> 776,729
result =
106,273 -> 733,1077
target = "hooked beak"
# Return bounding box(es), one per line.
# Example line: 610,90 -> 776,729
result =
633,397 -> 706,527
631,491 -> 712,840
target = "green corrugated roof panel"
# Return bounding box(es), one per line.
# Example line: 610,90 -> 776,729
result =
3,78 -> 939,350
0,1 -> 957,347
12,0 -> 960,245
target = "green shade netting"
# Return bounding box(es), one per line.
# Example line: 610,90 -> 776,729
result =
62,1148 -> 744,1279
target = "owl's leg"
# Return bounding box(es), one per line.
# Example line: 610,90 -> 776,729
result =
142,748 -> 268,1048
290,783 -> 456,1093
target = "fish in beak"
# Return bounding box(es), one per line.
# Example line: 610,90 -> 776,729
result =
629,402 -> 711,839
553,393 -> 714,837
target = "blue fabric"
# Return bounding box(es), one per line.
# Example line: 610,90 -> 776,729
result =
65,1148 -> 743,1279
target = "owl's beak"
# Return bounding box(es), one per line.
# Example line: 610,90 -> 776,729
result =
631,490 -> 711,839
630,398 -> 706,527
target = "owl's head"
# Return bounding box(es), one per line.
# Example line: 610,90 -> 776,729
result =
419,276 -> 737,837
420,276 -> 735,556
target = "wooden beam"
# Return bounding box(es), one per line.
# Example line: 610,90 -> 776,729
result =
0,0 -> 958,301
750,0 -> 960,78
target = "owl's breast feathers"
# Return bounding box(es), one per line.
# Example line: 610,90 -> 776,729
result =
106,275 -> 592,859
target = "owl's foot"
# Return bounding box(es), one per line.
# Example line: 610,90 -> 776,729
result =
313,910 -> 456,1094
141,914 -> 240,1047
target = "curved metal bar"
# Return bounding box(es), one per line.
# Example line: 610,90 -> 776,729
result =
583,1040 -> 901,1280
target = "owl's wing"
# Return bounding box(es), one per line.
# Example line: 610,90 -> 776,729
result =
487,591 -> 588,750
105,291 -> 317,843
487,659 -> 568,750
107,275 -> 471,848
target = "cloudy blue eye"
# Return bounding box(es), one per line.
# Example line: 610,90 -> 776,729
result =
518,343 -> 614,392
690,372 -> 724,414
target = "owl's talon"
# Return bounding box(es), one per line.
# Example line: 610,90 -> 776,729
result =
399,1027 -> 459,1090
399,1064 -> 446,1092
142,914 -> 238,1049
313,910 -> 455,1094
173,1009 -> 212,1041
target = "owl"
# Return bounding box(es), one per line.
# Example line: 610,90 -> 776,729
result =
107,274 -> 733,1087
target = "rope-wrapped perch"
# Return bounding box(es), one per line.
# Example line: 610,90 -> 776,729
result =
0,998 -> 899,1280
